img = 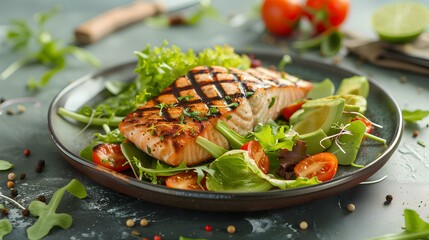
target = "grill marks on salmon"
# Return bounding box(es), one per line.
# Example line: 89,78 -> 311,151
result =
119,66 -> 313,166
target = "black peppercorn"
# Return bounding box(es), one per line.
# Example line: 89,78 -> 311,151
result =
35,160 -> 45,172
19,173 -> 26,180
385,194 -> 393,203
37,195 -> 46,202
1,208 -> 9,216
22,208 -> 30,217
10,189 -> 18,198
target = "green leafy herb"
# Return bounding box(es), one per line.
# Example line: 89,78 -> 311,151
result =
293,29 -> 343,56
252,123 -> 296,152
1,7 -> 100,89
417,140 -> 426,147
215,120 -> 249,149
177,95 -> 194,101
402,109 -> 429,123
155,103 -> 176,116
183,108 -> 207,121
184,0 -> 225,25
27,179 -> 87,240
0,219 -> 12,240
370,209 -> 429,240
268,97 -> 276,109
0,160 -> 13,171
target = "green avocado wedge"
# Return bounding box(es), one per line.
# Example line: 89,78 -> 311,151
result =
290,98 -> 345,135
336,76 -> 369,98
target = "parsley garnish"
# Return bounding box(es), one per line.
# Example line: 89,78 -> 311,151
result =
183,108 -> 207,121
268,97 -> 276,109
155,103 -> 176,116
178,95 -> 194,101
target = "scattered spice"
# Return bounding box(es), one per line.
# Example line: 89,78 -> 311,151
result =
22,208 -> 30,217
1,208 -> 9,216
19,173 -> 26,180
7,172 -> 16,181
226,225 -> 236,234
169,15 -> 187,26
7,181 -> 14,188
10,189 -> 18,198
412,130 -> 419,138
299,221 -> 308,230
205,225 -> 213,232
153,235 -> 162,240
0,97 -> 5,104
385,194 -> 393,203
131,230 -> 140,236
126,219 -> 135,227
23,149 -> 31,156
140,218 -> 149,227
6,109 -> 15,115
37,195 -> 46,202
17,105 -> 26,113
35,159 -> 45,172
347,203 -> 356,212
399,75 -> 407,83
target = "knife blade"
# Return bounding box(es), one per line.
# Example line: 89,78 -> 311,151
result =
74,0 -> 199,45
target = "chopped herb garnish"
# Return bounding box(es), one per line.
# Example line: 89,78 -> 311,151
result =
206,106 -> 219,117
417,140 -> 426,147
268,97 -> 276,109
226,115 -> 232,120
226,102 -> 239,108
183,108 -> 207,121
245,91 -> 255,98
155,103 -> 176,116
178,95 -> 194,101
224,96 -> 231,101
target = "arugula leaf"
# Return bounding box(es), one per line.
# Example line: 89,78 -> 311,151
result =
27,179 -> 87,240
371,209 -> 429,240
0,160 -> 13,171
402,109 -> 429,123
0,219 -> 12,240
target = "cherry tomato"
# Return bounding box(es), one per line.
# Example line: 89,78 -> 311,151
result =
304,0 -> 349,33
92,143 -> 130,172
241,140 -> 270,174
165,171 -> 206,191
353,117 -> 373,134
261,0 -> 303,36
280,100 -> 305,120
294,152 -> 338,182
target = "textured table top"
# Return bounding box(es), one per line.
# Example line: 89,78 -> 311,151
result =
0,0 -> 428,239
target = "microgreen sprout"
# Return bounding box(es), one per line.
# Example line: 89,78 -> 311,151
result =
0,192 -> 26,210
344,111 -> 383,128
320,123 -> 353,154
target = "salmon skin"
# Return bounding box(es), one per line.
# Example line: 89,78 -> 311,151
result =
119,66 -> 312,166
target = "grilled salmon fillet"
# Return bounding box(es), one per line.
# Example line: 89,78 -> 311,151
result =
119,66 -> 312,166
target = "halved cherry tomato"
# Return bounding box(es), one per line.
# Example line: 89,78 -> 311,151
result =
261,0 -> 303,36
304,0 -> 349,33
165,171 -> 206,191
280,100 -> 305,120
294,152 -> 338,182
353,117 -> 373,134
92,143 -> 130,172
241,140 -> 270,174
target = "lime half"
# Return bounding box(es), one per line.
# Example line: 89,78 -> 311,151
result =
372,2 -> 429,43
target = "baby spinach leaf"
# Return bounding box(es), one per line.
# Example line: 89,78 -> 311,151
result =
0,219 -> 12,240
27,179 -> 87,240
402,109 -> 429,123
0,160 -> 13,171
371,209 -> 429,240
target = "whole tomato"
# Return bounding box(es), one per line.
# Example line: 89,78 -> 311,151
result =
261,0 -> 303,36
304,0 -> 349,33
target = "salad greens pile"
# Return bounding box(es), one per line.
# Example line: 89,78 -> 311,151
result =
58,42 -> 251,127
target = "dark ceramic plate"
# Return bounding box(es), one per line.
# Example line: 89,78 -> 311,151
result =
48,51 -> 403,212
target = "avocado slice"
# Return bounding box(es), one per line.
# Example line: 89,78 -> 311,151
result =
325,94 -> 367,114
336,76 -> 369,98
327,104 -> 360,136
300,129 -> 332,155
306,78 -> 335,100
290,98 -> 345,135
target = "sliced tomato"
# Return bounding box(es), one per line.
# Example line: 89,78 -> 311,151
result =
165,171 -> 205,191
304,0 -> 349,33
241,140 -> 270,174
294,152 -> 338,182
280,100 -> 305,120
261,0 -> 303,36
92,143 -> 130,172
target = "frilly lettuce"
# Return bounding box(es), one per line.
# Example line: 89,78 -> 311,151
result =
206,150 -> 319,192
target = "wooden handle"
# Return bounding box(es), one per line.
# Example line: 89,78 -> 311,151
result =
74,1 -> 165,45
